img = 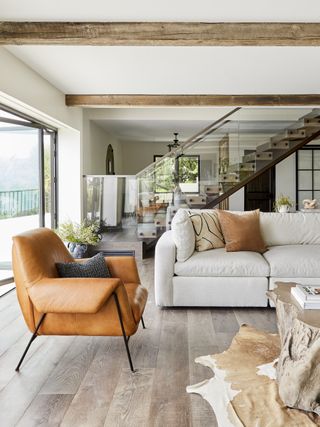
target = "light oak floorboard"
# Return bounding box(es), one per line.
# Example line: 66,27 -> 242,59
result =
0,260 -> 277,426
40,336 -> 98,395
0,336 -> 74,427
61,338 -> 125,427
188,309 -> 218,427
234,307 -> 278,333
103,368 -> 154,427
0,331 -> 45,391
16,394 -> 74,427
149,309 -> 190,427
0,290 -> 16,311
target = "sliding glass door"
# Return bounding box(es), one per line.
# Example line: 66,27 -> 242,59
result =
0,106 -> 57,272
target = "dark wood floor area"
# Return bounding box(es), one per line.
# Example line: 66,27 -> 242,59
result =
0,259 -> 277,427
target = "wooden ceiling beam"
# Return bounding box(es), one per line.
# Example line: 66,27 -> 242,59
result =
65,94 -> 320,107
1,22 -> 320,46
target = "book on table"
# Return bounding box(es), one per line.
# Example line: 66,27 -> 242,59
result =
291,284 -> 320,309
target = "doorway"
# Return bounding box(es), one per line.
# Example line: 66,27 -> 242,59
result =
245,167 -> 275,212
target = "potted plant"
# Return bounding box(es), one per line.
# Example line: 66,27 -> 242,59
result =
274,195 -> 294,213
56,220 -> 101,258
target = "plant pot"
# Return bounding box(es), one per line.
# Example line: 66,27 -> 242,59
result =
68,242 -> 88,258
278,205 -> 290,213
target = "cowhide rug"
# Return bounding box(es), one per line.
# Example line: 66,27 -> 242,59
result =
187,325 -> 320,427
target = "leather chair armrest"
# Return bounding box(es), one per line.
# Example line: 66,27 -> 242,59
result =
28,277 -> 121,314
105,256 -> 141,284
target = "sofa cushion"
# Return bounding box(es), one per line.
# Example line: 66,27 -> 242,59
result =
174,248 -> 270,277
172,209 -> 195,262
260,212 -> 320,246
263,245 -> 320,277
217,209 -> 267,253
188,209 -> 225,252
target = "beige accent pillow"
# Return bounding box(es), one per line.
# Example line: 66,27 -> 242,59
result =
217,209 -> 267,253
188,210 -> 225,252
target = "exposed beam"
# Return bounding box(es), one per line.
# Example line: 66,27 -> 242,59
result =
65,94 -> 320,107
1,22 -> 320,46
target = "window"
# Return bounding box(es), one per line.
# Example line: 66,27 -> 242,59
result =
0,105 -> 57,271
153,155 -> 200,194
296,146 -> 320,209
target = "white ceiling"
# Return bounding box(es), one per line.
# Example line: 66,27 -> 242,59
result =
6,46 -> 320,95
2,2 -> 320,144
94,119 -> 213,142
1,0 -> 320,22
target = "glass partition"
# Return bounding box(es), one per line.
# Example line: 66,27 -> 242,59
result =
85,107 -> 320,245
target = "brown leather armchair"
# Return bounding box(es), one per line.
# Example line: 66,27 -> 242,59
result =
12,228 -> 148,372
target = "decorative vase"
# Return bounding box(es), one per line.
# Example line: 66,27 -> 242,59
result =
173,183 -> 186,207
278,205 -> 290,213
68,242 -> 88,258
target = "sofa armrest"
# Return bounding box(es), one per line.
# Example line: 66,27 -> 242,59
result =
28,277 -> 121,314
155,230 -> 176,306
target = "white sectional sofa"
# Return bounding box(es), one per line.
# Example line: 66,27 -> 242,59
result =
155,211 -> 320,307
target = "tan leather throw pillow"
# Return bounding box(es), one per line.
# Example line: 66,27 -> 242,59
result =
217,209 -> 267,253
188,210 -> 225,252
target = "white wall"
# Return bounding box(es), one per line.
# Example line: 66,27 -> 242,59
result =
58,128 -> 82,222
82,117 -> 123,175
120,140 -> 168,174
275,154 -> 296,209
0,47 -> 82,222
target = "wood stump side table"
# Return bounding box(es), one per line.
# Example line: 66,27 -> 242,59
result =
267,283 -> 320,415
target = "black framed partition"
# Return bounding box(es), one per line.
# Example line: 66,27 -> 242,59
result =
296,145 -> 320,209
0,104 -> 58,274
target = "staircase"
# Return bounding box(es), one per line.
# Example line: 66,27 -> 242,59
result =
136,107 -> 320,239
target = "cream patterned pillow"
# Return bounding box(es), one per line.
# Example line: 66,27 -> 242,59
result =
188,210 -> 225,252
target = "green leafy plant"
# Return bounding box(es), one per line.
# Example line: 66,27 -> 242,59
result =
274,194 -> 293,212
56,220 -> 101,245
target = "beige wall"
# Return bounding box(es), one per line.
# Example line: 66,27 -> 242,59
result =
120,140 -> 168,174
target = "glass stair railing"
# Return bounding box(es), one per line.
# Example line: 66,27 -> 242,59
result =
83,107 -> 320,246
136,107 -> 320,239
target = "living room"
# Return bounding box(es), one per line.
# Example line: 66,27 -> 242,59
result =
1,1 -> 320,426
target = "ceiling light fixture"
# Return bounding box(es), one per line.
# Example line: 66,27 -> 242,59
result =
168,132 -> 180,151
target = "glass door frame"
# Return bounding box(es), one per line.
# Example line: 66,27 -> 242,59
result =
0,104 -> 58,229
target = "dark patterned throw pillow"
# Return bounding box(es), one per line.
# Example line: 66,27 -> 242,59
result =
56,253 -> 111,278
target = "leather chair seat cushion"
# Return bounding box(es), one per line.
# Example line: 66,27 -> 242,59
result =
56,253 -> 111,278
263,245 -> 320,277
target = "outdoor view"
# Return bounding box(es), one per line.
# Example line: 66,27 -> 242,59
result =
0,124 -> 40,266
154,155 -> 199,194
0,115 -> 53,271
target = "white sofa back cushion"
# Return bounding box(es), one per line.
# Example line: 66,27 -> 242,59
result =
260,212 -> 320,246
171,209 -> 195,262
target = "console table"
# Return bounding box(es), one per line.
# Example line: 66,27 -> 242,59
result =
267,283 -> 320,415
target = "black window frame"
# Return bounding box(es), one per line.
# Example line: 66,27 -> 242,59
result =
153,154 -> 201,194
296,145 -> 320,209
0,104 -> 58,229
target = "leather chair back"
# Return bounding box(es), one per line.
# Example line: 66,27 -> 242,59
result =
12,228 -> 73,331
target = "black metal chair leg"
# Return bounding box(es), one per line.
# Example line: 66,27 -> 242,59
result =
141,316 -> 146,329
113,293 -> 135,372
15,313 -> 46,372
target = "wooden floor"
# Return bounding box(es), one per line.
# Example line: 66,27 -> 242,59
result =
0,259 -> 277,427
